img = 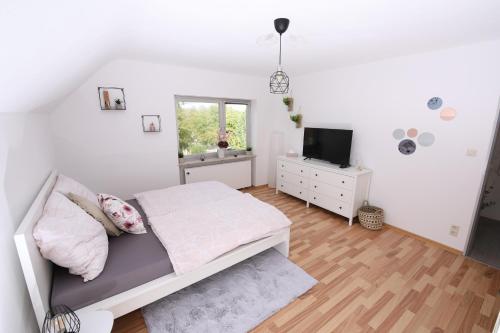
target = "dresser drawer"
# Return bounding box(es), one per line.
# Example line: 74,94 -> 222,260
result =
278,170 -> 309,189
310,168 -> 354,189
309,191 -> 348,217
310,180 -> 353,203
277,160 -> 311,177
277,180 -> 308,201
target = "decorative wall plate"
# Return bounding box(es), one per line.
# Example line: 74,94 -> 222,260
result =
392,128 -> 405,140
427,97 -> 443,110
440,107 -> 457,121
398,139 -> 416,155
418,132 -> 435,146
407,128 -> 418,138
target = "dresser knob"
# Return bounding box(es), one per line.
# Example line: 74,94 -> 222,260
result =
281,185 -> 283,187
299,191 -> 302,194
315,173 -> 318,177
339,206 -> 342,210
300,181 -> 302,184
282,164 -> 284,167
186,172 -> 190,175
341,193 -> 343,197
281,175 -> 284,178
314,185 -> 317,188
300,170 -> 303,173
342,180 -> 345,184
314,197 -> 316,200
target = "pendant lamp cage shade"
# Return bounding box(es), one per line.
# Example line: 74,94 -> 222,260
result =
270,18 -> 290,94
270,69 -> 289,94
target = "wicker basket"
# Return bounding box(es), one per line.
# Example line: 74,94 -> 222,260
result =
358,201 -> 384,230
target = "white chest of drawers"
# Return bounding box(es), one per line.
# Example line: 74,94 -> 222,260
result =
276,156 -> 372,226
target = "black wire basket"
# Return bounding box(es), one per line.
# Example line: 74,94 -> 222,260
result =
42,304 -> 80,333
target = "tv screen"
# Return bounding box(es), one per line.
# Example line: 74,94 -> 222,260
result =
303,128 -> 353,165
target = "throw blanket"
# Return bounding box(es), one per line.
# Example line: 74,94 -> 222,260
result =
135,182 -> 291,274
135,181 -> 241,218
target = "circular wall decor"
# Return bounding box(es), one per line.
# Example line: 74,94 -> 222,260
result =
398,139 -> 416,155
407,128 -> 418,138
418,132 -> 435,146
427,97 -> 443,110
440,107 -> 456,121
392,128 -> 405,140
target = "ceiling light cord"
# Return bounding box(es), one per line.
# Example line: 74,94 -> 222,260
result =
279,33 -> 282,67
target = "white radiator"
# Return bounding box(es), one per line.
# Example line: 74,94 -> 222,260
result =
184,160 -> 252,189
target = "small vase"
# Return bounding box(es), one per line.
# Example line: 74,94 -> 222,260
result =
295,121 -> 301,128
287,99 -> 294,112
217,148 -> 226,158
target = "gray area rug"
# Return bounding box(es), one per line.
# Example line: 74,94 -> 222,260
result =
142,249 -> 317,333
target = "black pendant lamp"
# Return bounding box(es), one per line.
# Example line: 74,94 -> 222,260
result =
270,18 -> 290,94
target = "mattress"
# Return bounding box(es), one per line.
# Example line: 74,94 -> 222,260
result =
50,199 -> 174,310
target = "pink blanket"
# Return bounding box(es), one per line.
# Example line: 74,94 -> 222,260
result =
135,182 -> 291,274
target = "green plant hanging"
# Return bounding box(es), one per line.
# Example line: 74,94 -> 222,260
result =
290,114 -> 302,128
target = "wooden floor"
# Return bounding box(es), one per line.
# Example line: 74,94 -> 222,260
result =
113,186 -> 500,333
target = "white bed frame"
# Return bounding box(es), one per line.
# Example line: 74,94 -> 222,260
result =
14,171 -> 290,331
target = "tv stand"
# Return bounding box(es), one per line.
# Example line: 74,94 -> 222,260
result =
276,156 -> 372,226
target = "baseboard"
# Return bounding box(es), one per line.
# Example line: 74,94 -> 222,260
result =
244,185 -> 464,256
384,223 -> 463,256
244,184 -> 269,190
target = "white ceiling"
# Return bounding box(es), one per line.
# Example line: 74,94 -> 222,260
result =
2,0 -> 500,113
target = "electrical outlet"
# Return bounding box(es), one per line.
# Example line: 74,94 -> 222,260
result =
466,148 -> 478,157
449,225 -> 460,237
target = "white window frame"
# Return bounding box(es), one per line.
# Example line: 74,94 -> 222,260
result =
175,95 -> 251,160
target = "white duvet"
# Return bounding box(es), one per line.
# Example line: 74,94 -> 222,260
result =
135,182 -> 291,274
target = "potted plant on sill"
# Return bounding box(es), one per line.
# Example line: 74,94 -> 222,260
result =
283,96 -> 294,111
217,130 -> 230,158
178,151 -> 184,162
246,147 -> 252,155
290,114 -> 302,128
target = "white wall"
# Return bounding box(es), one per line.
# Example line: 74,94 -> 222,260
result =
270,40 -> 500,251
50,60 -> 272,199
0,112 -> 55,333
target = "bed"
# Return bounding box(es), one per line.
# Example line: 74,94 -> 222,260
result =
14,171 -> 290,331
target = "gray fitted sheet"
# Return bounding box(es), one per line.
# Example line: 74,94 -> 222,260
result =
50,199 -> 174,310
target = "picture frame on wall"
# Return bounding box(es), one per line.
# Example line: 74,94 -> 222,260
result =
142,115 -> 161,132
98,87 -> 126,111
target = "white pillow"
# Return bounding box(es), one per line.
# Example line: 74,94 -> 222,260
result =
33,191 -> 108,282
98,193 -> 147,234
53,174 -> 99,206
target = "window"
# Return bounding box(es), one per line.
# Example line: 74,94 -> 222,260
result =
176,96 -> 250,156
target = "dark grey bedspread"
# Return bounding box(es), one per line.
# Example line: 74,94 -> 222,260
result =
50,199 -> 174,310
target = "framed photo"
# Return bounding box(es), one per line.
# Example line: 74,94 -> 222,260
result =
142,115 -> 161,132
98,87 -> 126,110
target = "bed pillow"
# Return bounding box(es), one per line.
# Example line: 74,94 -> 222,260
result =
98,193 -> 146,234
33,191 -> 108,282
67,193 -> 122,237
53,174 -> 99,206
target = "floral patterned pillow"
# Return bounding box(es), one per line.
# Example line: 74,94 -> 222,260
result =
97,194 -> 146,234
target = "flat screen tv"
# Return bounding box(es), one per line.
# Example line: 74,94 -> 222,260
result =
303,127 -> 353,167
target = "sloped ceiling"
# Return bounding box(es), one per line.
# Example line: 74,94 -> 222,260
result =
2,0 -> 500,113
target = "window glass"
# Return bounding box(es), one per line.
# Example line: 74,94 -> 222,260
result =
225,103 -> 247,150
176,101 -> 219,155
176,97 -> 250,156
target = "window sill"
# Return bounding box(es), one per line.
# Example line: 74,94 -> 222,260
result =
178,154 -> 255,168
